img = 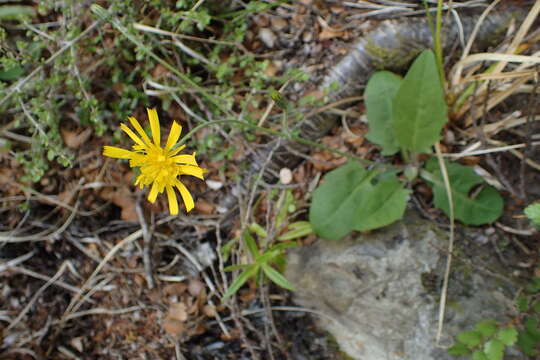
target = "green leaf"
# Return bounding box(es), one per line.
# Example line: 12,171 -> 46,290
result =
425,159 -> 503,225
475,320 -> 498,338
392,50 -> 447,153
0,5 -> 35,20
0,65 -> 24,81
249,222 -> 268,239
447,343 -> 472,356
309,162 -> 408,239
516,296 -> 530,312
223,264 -> 251,272
222,266 -> 259,300
309,161 -> 375,240
517,330 -> 538,356
496,327 -> 518,346
243,230 -> 260,258
533,301 -> 540,313
472,350 -> 488,360
261,264 -> 295,291
365,71 -> 402,155
524,203 -> 540,226
524,317 -> 540,340
277,221 -> 313,241
457,330 -> 483,347
483,339 -> 504,360
353,177 -> 410,231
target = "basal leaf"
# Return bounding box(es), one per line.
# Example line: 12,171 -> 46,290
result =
483,339 -> 504,360
426,159 -> 503,225
496,327 -> 518,346
392,50 -> 447,153
472,350 -> 488,360
475,320 -> 498,338
354,177 -> 410,231
309,161 -> 374,240
447,343 -> 472,356
365,71 -> 402,155
309,162 -> 407,239
524,203 -> 540,227
457,330 -> 483,347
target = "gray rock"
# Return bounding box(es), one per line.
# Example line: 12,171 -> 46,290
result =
286,212 -> 524,360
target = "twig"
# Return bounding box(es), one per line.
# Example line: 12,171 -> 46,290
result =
136,199 -> 155,289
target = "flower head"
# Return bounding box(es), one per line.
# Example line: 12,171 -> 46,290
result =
103,108 -> 205,214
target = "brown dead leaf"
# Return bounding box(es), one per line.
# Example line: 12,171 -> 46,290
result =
163,283 -> 188,297
100,187 -> 137,221
163,318 -> 184,336
168,303 -> 188,322
195,199 -> 214,215
61,127 -> 93,149
319,27 -> 345,40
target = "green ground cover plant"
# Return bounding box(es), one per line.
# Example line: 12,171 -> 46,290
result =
309,49 -> 504,240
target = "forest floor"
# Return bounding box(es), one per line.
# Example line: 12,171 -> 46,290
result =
1,1 -> 539,359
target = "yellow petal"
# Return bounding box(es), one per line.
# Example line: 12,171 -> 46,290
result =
171,154 -> 198,166
120,123 -> 146,148
166,185 -> 179,215
147,108 -> 160,147
175,180 -> 194,212
179,165 -> 205,180
103,146 -> 135,159
128,116 -> 152,145
165,121 -> 182,151
169,144 -> 186,157
148,181 -> 160,203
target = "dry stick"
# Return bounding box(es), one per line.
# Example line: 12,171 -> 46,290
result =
135,199 -> 155,289
7,262 -> 70,331
435,142 -> 455,345
519,65 -> 539,199
0,20 -> 102,108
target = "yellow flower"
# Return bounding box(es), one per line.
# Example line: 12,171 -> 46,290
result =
103,108 -> 205,214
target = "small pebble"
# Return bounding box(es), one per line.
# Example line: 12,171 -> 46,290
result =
259,28 -> 277,48
280,168 -> 293,184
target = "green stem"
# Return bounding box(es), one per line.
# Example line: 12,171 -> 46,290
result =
433,0 -> 446,86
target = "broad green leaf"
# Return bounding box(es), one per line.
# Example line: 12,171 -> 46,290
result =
309,162 -> 407,239
309,161 -> 375,240
426,159 -> 503,225
457,330 -> 483,347
525,203 -> 540,227
261,264 -> 295,291
365,71 -> 402,155
0,5 -> 35,20
354,177 -> 410,231
496,327 -> 518,346
475,320 -> 498,338
277,221 -> 313,241
392,50 -> 447,153
447,343 -> 472,356
483,339 -> 504,360
472,350 -> 488,360
222,266 -> 259,300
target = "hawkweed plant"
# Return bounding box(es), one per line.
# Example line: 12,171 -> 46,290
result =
103,108 -> 206,214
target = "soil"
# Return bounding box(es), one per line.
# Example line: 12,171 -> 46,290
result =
1,1 -> 539,360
